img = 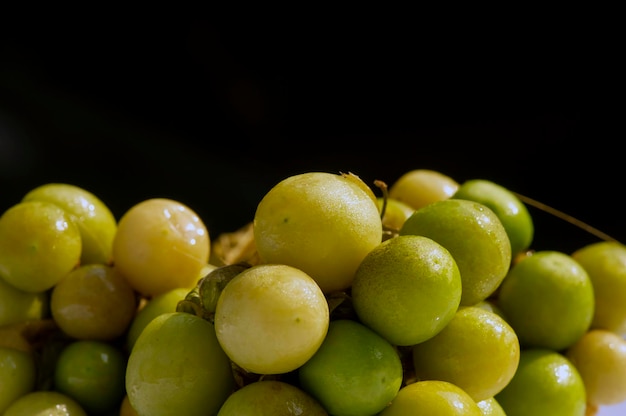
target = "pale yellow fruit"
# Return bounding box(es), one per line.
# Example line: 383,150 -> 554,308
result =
112,198 -> 210,297
566,329 -> 626,406
388,169 -> 459,210
572,241 -> 626,337
253,171 -> 382,293
214,264 -> 329,374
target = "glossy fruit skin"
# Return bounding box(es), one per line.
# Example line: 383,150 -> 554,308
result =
217,380 -> 328,415
571,241 -> 626,337
51,263 -> 137,341
126,287 -> 189,351
412,306 -> 520,402
0,277 -> 48,327
452,178 -> 534,256
351,234 -> 461,346
379,380 -> 482,415
565,329 -> 626,406
112,198 -> 210,297
54,340 -> 127,415
0,347 -> 36,414
126,312 -> 236,416
388,169 -> 460,211
214,264 -> 329,375
400,198 -> 512,306
0,200 -> 82,293
3,391 -> 87,416
495,349 -> 586,416
253,171 -> 382,294
476,397 -> 507,416
497,250 -> 595,351
22,182 -> 118,266
298,319 -> 403,416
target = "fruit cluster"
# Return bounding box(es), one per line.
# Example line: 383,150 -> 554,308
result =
1,169 -> 625,415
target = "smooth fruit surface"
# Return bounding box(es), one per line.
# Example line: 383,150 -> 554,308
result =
388,169 -> 460,210
565,329 -> 626,406
495,348 -> 586,416
0,347 -> 36,414
412,306 -> 520,402
497,250 -> 595,350
126,287 -> 189,351
379,380 -> 482,415
400,198 -> 512,305
453,178 -> 534,256
22,182 -> 117,266
351,234 -> 461,346
50,263 -> 137,341
217,380 -> 328,415
298,319 -> 403,416
126,312 -> 235,416
3,391 -> 87,416
0,277 -> 48,327
214,264 -> 329,375
476,397 -> 507,416
54,340 -> 127,415
112,198 -> 210,297
253,171 -> 382,293
571,241 -> 626,337
0,200 -> 81,293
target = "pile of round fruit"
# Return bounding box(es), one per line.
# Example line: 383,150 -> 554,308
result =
1,168 -> 626,415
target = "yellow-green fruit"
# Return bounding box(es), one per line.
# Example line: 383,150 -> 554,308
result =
571,241 -> 626,337
495,349 -> 586,416
126,287 -> 189,351
298,319 -> 403,416
253,171 -> 382,294
565,329 -> 626,406
379,380 -> 482,415
453,178 -> 534,256
0,347 -> 37,414
214,264 -> 329,375
217,380 -> 328,415
51,264 -> 137,341
497,250 -> 594,351
22,183 -> 117,265
0,200 -> 82,293
377,197 -> 414,232
126,312 -> 236,416
352,234 -> 461,346
476,397 -> 507,416
3,391 -> 87,416
0,277 -> 48,327
388,169 -> 460,210
412,306 -> 520,402
400,199 -> 511,306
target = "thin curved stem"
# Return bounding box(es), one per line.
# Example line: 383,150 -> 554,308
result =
513,192 -> 619,244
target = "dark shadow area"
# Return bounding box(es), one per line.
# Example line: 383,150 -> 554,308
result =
1,15 -> 620,249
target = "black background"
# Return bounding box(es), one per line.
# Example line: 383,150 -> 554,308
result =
0,13 -> 621,252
